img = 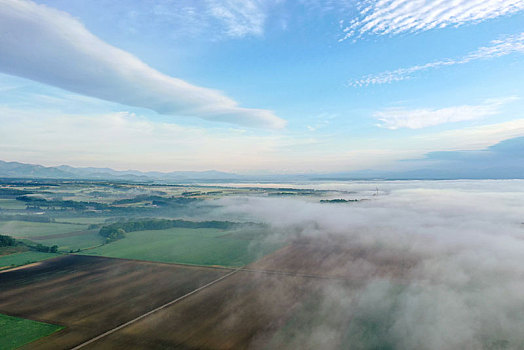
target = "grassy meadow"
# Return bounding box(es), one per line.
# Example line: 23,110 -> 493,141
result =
36,230 -> 105,252
0,199 -> 27,210
0,221 -> 87,239
0,313 -> 63,350
53,217 -> 109,225
82,227 -> 282,267
0,251 -> 60,269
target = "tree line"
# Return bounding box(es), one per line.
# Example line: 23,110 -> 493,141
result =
16,196 -> 108,210
99,218 -> 238,242
0,234 -> 58,253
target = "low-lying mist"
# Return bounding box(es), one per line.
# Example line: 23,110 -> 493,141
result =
213,180 -> 524,349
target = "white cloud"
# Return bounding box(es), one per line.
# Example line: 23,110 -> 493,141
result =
306,112 -> 337,132
126,0 -> 277,40
0,0 -> 285,129
410,119 -> 524,151
1,105 -> 523,172
349,32 -> 524,87
373,97 -> 518,129
341,0 -> 524,41
207,0 -> 268,38
0,107 -> 288,171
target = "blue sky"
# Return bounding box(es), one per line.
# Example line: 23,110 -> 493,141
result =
0,0 -> 523,173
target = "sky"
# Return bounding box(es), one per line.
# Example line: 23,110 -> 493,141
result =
0,0 -> 523,173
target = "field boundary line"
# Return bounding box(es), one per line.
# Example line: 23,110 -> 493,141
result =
73,254 -> 238,271
69,267 -> 241,350
240,267 -> 355,281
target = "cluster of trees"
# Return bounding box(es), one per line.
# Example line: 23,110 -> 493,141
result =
320,199 -> 359,203
99,218 -> 237,242
99,227 -> 126,241
267,189 -> 319,197
112,195 -> 200,207
0,188 -> 32,196
16,196 -> 108,210
0,234 -> 58,253
151,197 -> 198,207
111,194 -> 162,205
34,243 -> 58,253
181,191 -> 202,196
0,214 -> 54,222
0,234 -> 16,247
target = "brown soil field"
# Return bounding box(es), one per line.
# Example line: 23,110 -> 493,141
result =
0,236 -> 417,349
249,237 -> 419,280
79,270 -> 348,350
0,255 -> 230,349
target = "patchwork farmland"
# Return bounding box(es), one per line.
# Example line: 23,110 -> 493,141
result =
4,179 -> 515,349
0,234 -> 415,349
0,178 -> 412,349
0,255 -> 231,349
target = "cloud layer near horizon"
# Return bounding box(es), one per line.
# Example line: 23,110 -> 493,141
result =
373,97 -> 518,129
1,104 -> 524,173
0,0 -> 285,129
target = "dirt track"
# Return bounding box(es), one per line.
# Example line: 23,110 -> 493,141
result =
0,255 -> 230,350
70,268 -> 241,350
0,237 -> 418,349
79,270 -> 333,349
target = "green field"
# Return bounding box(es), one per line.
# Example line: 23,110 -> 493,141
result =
0,245 -> 28,257
0,221 -> 87,239
0,313 -> 63,350
0,199 -> 27,210
36,230 -> 105,252
0,251 -> 60,269
54,217 -> 109,225
82,227 -> 282,267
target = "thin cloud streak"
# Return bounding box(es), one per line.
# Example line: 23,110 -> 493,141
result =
373,97 -> 518,129
349,32 -> 524,87
207,0 -> 269,38
341,0 -> 524,41
0,0 -> 285,129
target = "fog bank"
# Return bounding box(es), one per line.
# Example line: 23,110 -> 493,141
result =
215,181 -> 524,349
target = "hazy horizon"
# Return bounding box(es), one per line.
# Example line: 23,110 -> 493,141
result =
1,0 -> 523,173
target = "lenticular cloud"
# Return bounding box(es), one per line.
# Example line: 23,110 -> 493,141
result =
0,0 -> 286,129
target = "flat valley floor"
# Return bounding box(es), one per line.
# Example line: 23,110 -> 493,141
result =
0,237 -> 416,349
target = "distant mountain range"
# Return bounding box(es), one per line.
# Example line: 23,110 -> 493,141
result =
1,137 -> 523,182
0,160 -> 243,182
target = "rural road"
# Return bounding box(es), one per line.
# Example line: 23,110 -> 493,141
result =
68,256 -> 382,349
69,267 -> 241,350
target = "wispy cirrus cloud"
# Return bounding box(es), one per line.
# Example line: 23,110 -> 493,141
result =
0,0 -> 285,129
341,0 -> 524,41
123,0 -> 278,40
349,32 -> 524,87
207,0 -> 270,38
373,97 -> 518,129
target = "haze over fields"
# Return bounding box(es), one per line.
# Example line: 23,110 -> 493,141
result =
1,180 -> 523,349
210,180 -> 524,349
1,0 -> 524,349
